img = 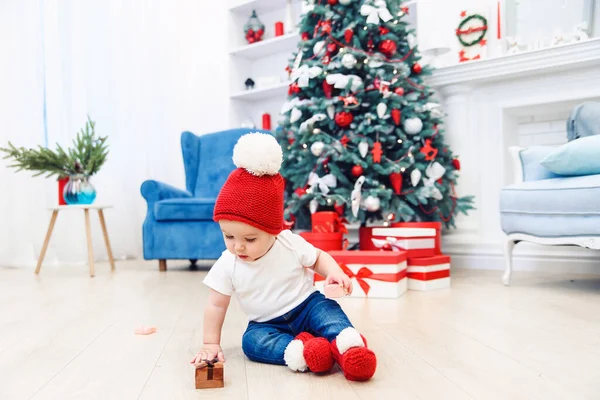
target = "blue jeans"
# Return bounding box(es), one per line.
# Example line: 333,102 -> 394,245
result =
241,291 -> 353,366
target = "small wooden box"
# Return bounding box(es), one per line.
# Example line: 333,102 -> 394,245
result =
195,361 -> 224,389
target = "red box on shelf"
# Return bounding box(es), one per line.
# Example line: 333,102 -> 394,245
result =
407,255 -> 451,291
300,231 -> 344,251
313,251 -> 408,298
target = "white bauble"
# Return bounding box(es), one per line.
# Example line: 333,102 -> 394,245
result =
313,40 -> 326,55
404,117 -> 423,135
358,141 -> 369,158
363,195 -> 380,212
339,0 -> 352,4
327,104 -> 335,119
411,169 -> 422,187
310,141 -> 325,156
290,107 -> 302,123
341,53 -> 357,69
376,102 -> 387,118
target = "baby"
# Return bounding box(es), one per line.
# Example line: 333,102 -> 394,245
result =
190,132 -> 377,381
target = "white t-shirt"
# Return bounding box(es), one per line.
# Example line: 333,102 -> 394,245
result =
202,230 -> 319,322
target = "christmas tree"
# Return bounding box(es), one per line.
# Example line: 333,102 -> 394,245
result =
276,0 -> 474,230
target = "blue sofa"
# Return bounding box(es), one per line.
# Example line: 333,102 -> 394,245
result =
141,128 -> 269,270
499,145 -> 600,285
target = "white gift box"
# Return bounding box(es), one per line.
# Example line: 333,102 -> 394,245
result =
314,251 -> 408,298
371,227 -> 437,257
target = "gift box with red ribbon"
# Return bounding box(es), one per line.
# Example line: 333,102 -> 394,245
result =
369,227 -> 437,258
407,255 -> 451,291
359,222 -> 442,255
313,251 -> 408,298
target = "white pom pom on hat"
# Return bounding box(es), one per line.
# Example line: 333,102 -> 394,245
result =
232,132 -> 283,176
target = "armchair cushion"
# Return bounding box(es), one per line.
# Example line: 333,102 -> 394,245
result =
500,174 -> 600,237
540,134 -> 600,176
154,197 -> 216,221
518,146 -> 562,182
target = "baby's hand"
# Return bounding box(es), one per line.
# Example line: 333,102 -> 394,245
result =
325,272 -> 353,295
190,343 -> 224,366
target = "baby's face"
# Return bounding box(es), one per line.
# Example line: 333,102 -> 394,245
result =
219,220 -> 276,262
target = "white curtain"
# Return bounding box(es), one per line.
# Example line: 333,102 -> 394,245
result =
0,0 -> 230,268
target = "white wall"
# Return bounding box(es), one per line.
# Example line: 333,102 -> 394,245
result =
0,0 -> 230,267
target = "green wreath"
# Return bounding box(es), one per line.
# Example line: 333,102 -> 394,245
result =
455,14 -> 488,47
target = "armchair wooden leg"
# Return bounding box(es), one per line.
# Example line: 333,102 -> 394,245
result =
502,236 -> 518,286
159,260 -> 167,271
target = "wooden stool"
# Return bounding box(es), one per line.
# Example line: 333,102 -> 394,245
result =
35,205 -> 116,277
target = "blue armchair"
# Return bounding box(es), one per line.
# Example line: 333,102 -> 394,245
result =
141,128 -> 269,270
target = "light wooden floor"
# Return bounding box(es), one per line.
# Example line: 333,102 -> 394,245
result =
1,261 -> 599,400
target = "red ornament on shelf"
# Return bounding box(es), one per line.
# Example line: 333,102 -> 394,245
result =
275,21 -> 284,36
344,29 -> 354,43
391,109 -> 401,125
452,157 -> 461,170
389,172 -> 403,194
412,63 -> 423,74
394,87 -> 405,96
335,112 -> 353,128
351,165 -> 364,177
244,10 -> 265,44
323,80 -> 334,98
262,113 -> 271,130
378,39 -> 397,57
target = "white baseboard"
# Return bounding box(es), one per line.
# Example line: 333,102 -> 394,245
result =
345,227 -> 600,275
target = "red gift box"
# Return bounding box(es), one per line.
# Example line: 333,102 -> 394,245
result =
407,255 -> 451,291
311,211 -> 345,233
392,222 -> 442,254
300,231 -> 344,251
313,251 -> 408,298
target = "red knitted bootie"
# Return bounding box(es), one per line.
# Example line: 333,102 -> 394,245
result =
283,332 -> 334,373
330,327 -> 377,381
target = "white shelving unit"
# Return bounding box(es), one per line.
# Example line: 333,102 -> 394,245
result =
228,0 -> 303,129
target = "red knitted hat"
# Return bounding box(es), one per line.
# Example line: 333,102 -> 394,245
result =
213,132 -> 284,235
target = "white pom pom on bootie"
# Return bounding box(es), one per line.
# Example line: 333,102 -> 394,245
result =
232,132 -> 283,176
335,327 -> 365,354
283,339 -> 308,372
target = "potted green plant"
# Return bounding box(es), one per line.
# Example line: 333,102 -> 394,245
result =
0,117 -> 108,205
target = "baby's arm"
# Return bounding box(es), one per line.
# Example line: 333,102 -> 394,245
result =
312,249 -> 353,294
190,289 -> 231,365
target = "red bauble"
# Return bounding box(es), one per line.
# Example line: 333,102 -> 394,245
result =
288,82 -> 300,95
389,172 -> 402,194
452,157 -> 461,171
391,109 -> 401,125
412,63 -> 423,74
394,87 -> 405,96
351,165 -> 364,177
301,32 -> 310,40
378,39 -> 397,57
335,112 -> 353,128
328,0 -> 338,4
295,188 -> 307,197
326,43 -> 337,53
378,26 -> 390,35
344,29 -> 353,43
382,243 -> 392,251
323,80 -> 334,98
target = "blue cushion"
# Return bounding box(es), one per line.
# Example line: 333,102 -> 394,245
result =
540,135 -> 600,176
499,174 -> 600,237
154,198 -> 216,221
519,146 -> 561,181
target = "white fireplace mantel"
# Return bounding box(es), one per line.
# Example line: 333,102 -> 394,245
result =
427,38 -> 600,88
423,39 -> 600,274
